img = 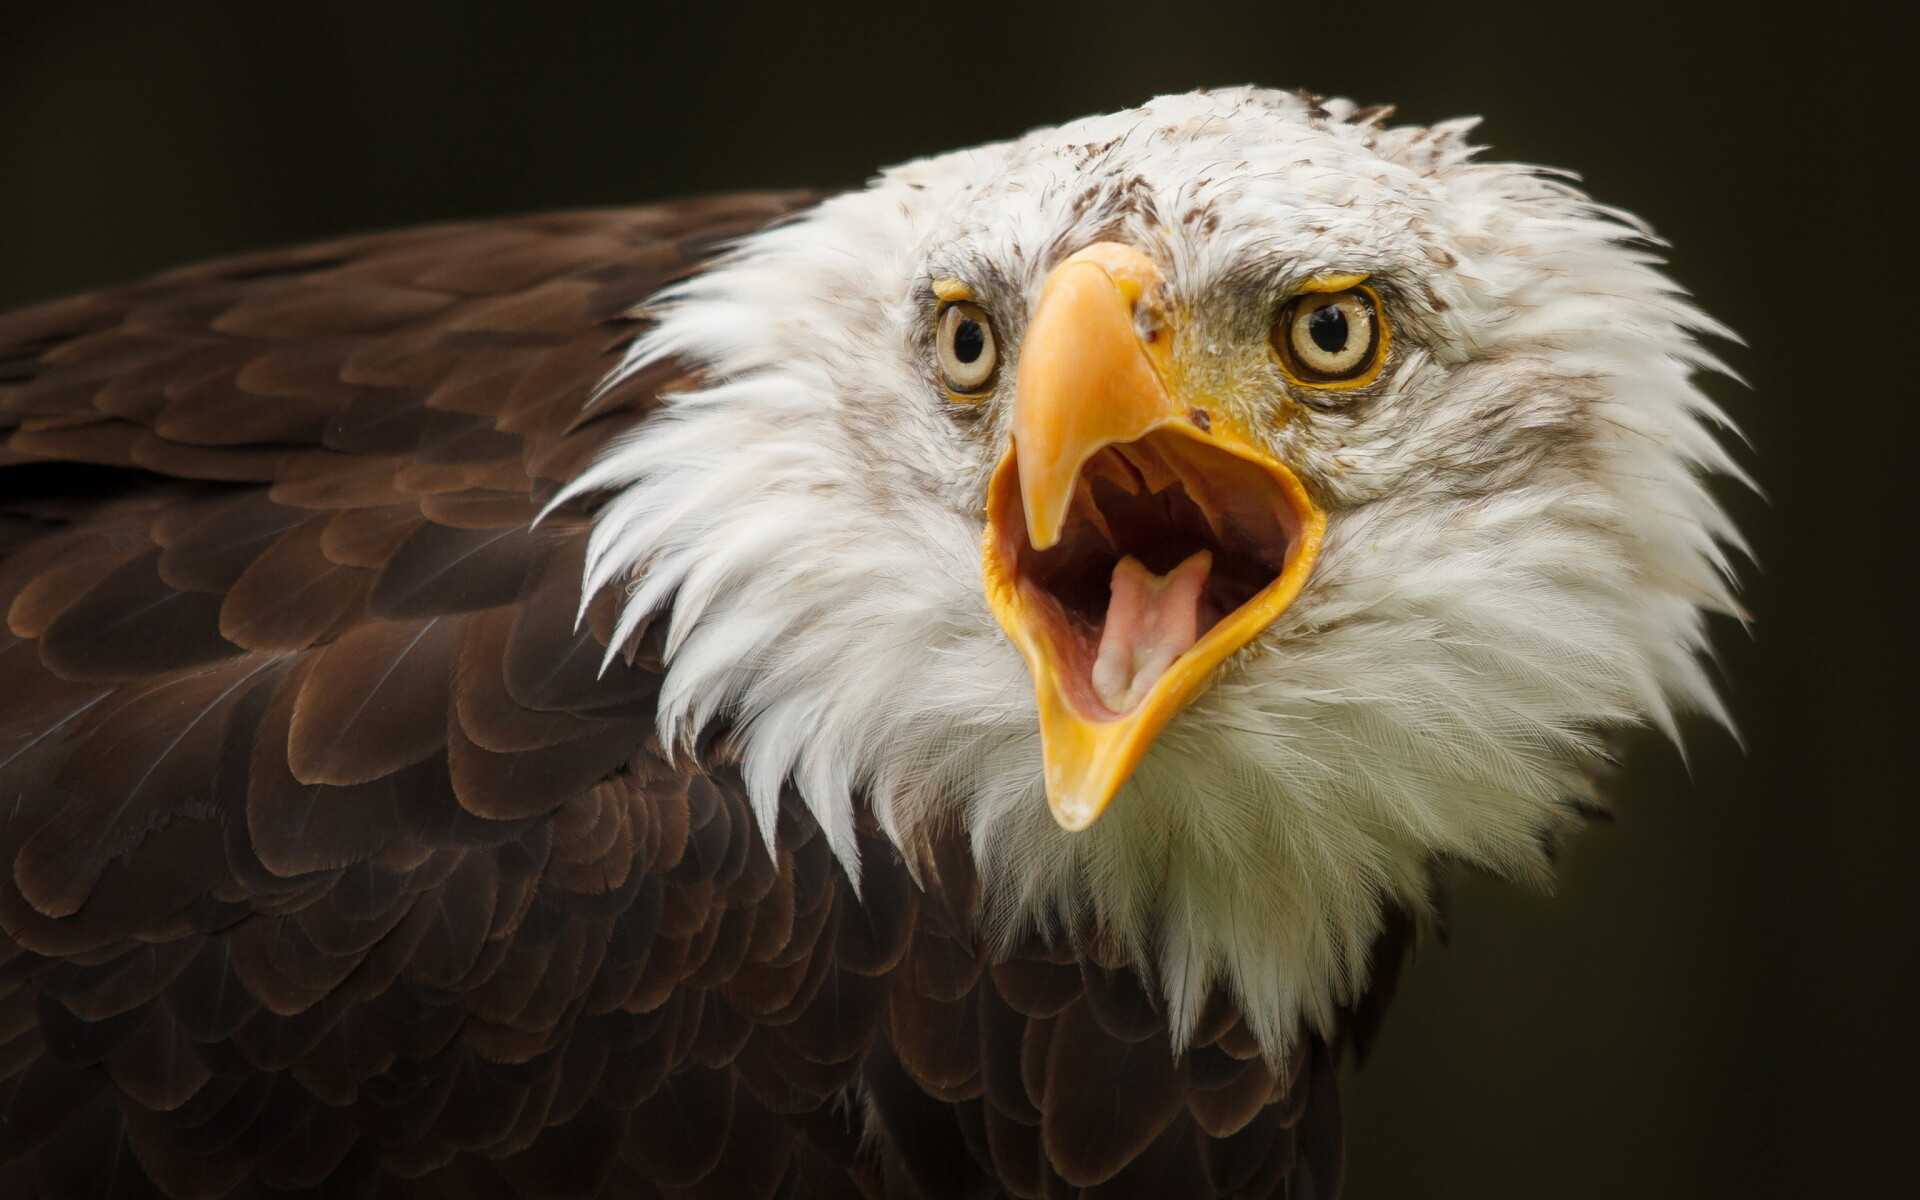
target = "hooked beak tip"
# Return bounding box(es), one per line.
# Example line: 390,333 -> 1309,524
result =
1048,791 -> 1104,833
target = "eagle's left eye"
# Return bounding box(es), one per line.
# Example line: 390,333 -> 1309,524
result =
1273,287 -> 1386,386
938,301 -> 999,396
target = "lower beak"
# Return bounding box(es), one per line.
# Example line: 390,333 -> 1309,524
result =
983,243 -> 1325,831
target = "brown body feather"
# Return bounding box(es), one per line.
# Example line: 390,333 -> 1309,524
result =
0,200 -> 1403,1198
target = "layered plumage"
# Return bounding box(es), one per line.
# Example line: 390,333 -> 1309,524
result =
0,89 -> 1739,1198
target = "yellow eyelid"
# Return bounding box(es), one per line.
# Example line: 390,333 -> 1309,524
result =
1299,271 -> 1371,293
933,278 -> 976,303
1275,283 -> 1390,390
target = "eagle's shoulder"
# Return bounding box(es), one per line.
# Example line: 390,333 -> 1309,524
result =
0,195 -> 838,1193
0,195 -> 816,494
0,191 -> 819,921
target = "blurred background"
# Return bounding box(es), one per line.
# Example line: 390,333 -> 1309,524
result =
3,2 -> 1911,1196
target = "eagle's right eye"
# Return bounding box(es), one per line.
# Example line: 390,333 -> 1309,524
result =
938,301 -> 999,396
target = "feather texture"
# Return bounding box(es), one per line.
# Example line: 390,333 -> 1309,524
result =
0,190 -> 1370,1197
570,87 -> 1741,1061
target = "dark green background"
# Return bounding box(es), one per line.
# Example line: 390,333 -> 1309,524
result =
4,3 -> 1911,1196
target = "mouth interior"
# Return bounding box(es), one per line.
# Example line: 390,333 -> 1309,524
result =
1005,429 -> 1298,721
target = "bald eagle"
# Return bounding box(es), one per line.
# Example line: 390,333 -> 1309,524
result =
0,89 -> 1740,1199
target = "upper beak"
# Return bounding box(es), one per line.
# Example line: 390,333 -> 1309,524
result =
983,243 -> 1326,831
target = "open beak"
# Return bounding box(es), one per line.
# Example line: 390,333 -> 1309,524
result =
983,243 -> 1326,831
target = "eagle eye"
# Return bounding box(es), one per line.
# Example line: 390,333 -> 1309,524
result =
937,301 -> 999,396
1273,287 -> 1386,386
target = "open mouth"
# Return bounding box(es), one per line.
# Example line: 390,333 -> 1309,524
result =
989,426 -> 1306,722
978,238 -> 1327,829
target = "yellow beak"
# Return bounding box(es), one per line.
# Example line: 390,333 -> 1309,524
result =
983,243 -> 1326,831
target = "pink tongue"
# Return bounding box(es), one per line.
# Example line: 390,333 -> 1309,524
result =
1090,551 -> 1212,715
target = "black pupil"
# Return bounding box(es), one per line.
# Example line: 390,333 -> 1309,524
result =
1307,303 -> 1349,354
953,319 -> 985,364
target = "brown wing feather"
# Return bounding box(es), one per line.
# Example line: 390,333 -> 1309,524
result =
0,194 -> 1407,1198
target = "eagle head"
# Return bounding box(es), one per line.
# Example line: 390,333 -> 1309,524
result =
566,88 -> 1741,1052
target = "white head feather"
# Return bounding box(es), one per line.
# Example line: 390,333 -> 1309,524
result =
561,87 -> 1743,1055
